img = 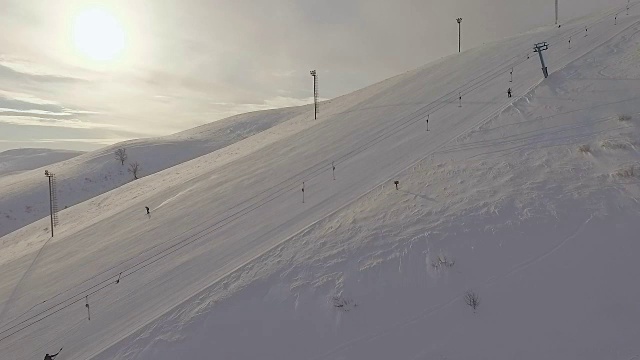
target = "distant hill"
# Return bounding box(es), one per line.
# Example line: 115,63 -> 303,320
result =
0,148 -> 84,176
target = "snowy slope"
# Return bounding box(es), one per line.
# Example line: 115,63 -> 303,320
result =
0,148 -> 83,176
1,4 -> 640,360
0,105 -> 309,238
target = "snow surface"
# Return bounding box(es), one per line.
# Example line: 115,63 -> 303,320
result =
2,4 -> 640,360
0,149 -> 83,177
0,106 -> 308,238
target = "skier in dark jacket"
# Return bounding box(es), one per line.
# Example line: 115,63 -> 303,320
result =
44,348 -> 62,360
507,88 -> 512,98
145,206 -> 150,214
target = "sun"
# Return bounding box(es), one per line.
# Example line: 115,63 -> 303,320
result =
73,8 -> 126,62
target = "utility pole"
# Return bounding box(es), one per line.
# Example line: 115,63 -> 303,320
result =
426,114 -> 429,131
456,18 -> 463,53
310,70 -> 318,120
458,92 -> 462,107
44,170 -> 58,237
510,68 -> 513,83
555,0 -> 559,25
627,0 -> 630,15
85,296 -> 91,321
534,42 -> 549,78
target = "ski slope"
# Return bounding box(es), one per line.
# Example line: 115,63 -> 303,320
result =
2,4 -> 640,360
0,105 -> 309,238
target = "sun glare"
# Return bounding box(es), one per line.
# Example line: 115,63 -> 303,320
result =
73,8 -> 125,62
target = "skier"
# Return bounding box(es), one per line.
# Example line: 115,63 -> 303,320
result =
145,206 -> 150,215
507,87 -> 512,98
44,348 -> 62,360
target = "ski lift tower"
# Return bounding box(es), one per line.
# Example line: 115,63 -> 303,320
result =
44,170 -> 59,237
456,18 -> 463,53
534,42 -> 549,78
310,70 -> 318,119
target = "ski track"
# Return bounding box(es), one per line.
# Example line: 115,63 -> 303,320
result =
0,235 -> 55,327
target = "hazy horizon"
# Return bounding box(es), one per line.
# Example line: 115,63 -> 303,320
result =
0,0 -> 622,152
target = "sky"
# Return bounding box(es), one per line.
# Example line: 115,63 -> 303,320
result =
0,0 -> 618,151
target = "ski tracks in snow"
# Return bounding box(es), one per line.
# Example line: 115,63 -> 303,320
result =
499,213 -> 594,282
0,235 -> 55,328
307,293 -> 463,360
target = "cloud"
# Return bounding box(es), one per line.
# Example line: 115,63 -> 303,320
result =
0,116 -> 116,129
0,94 -> 67,113
0,60 -> 86,83
0,108 -> 73,117
206,96 -> 313,119
0,0 -> 620,151
0,90 -> 59,105
0,89 -> 104,128
272,70 -> 297,78
14,138 -> 128,145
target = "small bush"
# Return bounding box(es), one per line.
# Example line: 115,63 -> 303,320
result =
578,144 -> 591,154
464,290 -> 480,312
332,295 -> 357,311
431,254 -> 455,269
618,114 -> 632,122
613,165 -> 636,178
600,139 -> 632,150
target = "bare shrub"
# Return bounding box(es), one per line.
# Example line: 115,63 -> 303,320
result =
618,114 -> 632,122
128,162 -> 141,180
332,295 -> 357,311
600,139 -> 632,150
114,148 -> 127,165
613,165 -> 636,178
464,290 -> 480,312
578,144 -> 591,154
431,254 -> 455,269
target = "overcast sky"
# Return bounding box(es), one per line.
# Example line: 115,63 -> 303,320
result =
0,0 -> 619,151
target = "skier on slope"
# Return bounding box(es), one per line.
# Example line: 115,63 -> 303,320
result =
145,206 -> 150,215
507,87 -> 512,98
44,348 -> 62,360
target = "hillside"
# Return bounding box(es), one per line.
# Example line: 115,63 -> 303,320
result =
0,148 -> 84,176
0,105 -> 309,238
1,4 -> 640,360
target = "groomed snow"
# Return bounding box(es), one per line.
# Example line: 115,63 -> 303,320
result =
1,4 -> 640,360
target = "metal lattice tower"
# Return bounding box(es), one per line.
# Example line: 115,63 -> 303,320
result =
51,174 -> 59,227
44,170 -> 59,237
310,70 -> 319,119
